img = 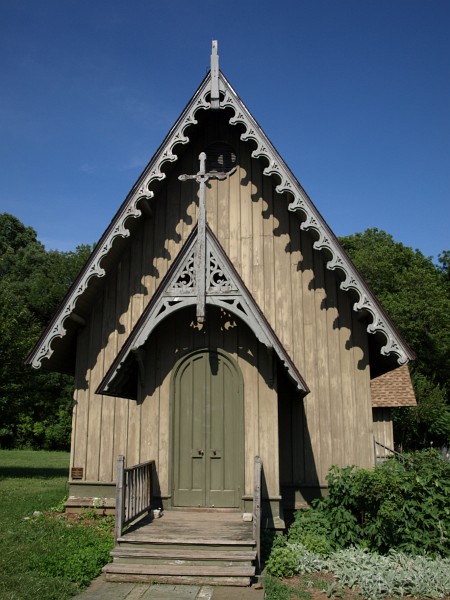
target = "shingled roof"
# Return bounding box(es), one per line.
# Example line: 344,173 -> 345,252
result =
371,365 -> 417,408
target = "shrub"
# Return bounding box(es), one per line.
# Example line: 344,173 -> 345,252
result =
266,542 -> 327,577
303,450 -> 450,556
266,545 -> 303,577
287,508 -> 335,556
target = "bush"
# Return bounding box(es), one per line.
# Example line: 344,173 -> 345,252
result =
266,545 -> 302,577
300,450 -> 450,556
266,450 -> 450,597
287,507 -> 335,556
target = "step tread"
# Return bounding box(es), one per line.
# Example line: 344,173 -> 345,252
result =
118,536 -> 255,545
105,574 -> 251,586
111,548 -> 257,560
103,563 -> 255,576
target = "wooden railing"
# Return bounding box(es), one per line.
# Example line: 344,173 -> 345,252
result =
374,438 -> 405,462
115,455 -> 155,543
252,455 -> 262,572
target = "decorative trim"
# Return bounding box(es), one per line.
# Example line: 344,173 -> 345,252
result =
27,65 -> 414,371
218,73 -> 413,366
98,226 -> 308,396
26,76 -> 213,369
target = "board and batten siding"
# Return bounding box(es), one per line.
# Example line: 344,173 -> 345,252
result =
372,408 -> 394,460
70,114 -> 374,502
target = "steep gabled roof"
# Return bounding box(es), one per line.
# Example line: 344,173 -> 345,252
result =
26,54 -> 414,373
98,225 -> 309,398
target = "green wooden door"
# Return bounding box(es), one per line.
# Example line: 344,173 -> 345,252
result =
172,350 -> 243,508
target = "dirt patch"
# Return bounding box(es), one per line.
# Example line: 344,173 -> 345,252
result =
281,572 -> 363,599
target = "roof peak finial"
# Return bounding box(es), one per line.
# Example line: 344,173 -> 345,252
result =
210,40 -> 219,109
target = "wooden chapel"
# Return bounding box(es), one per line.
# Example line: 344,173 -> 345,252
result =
27,42 -> 416,558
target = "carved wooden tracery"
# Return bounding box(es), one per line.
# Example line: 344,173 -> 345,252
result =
100,226 -> 308,394
27,52 -> 413,370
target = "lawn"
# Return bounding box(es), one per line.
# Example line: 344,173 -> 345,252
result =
0,450 -> 113,600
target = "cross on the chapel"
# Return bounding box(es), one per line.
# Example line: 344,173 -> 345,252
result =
178,152 -> 236,323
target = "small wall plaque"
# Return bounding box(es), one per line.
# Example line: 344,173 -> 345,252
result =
71,467 -> 83,480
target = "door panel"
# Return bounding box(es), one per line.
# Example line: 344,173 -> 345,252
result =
173,350 -> 243,508
174,354 -> 205,506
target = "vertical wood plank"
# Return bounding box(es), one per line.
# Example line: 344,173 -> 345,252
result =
239,143 -> 253,290
217,173 -> 230,253
325,269 -> 344,468
273,194 -> 293,356
257,347 -> 279,498
251,157 -> 264,309
313,250 -> 332,480
157,319 -> 175,497
228,153 -> 241,270
72,326 -> 90,476
351,310 -> 373,467
85,301 -> 104,481
337,286 -> 356,468
300,229 -> 320,484
262,177 -> 275,326
99,269 -> 118,482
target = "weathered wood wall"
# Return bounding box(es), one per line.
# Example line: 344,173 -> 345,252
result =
372,408 -> 394,456
70,110 -> 374,502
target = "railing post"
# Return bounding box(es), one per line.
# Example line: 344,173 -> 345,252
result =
115,455 -> 125,544
253,456 -> 262,573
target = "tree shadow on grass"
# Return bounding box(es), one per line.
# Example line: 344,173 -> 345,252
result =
0,466 -> 69,478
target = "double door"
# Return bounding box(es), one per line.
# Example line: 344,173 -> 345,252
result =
172,350 -> 243,508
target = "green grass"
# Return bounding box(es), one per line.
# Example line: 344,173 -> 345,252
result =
0,450 -> 113,600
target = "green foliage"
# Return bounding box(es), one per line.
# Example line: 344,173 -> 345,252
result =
28,517 -> 113,586
266,543 -> 310,578
0,213 -> 92,450
394,372 -> 450,450
264,575 -> 299,600
290,453 -> 450,557
328,548 -> 450,600
340,228 -> 450,450
288,506 -> 336,556
266,545 -> 450,600
339,229 -> 450,379
0,450 -> 113,599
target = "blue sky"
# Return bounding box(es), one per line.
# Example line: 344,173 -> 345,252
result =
1,0 -> 449,260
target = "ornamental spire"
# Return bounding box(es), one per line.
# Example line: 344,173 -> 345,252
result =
210,40 -> 220,109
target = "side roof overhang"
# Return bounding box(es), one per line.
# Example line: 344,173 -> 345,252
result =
371,364 -> 417,408
26,67 -> 415,375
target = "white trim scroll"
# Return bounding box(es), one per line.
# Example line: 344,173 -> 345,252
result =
99,226 -> 308,394
27,49 -> 413,371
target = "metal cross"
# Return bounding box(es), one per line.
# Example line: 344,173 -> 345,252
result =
179,152 -> 236,323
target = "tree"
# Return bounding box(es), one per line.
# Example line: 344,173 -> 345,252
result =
0,213 -> 91,449
339,228 -> 450,449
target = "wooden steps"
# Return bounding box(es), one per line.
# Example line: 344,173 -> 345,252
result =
102,510 -> 257,586
110,547 -> 257,564
103,563 -> 254,586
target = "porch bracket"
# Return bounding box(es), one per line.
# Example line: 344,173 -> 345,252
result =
98,226 -> 308,397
